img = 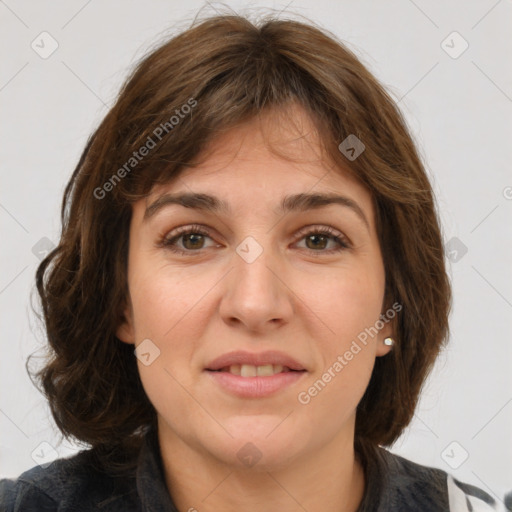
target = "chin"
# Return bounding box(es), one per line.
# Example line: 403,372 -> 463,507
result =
207,415 -> 311,471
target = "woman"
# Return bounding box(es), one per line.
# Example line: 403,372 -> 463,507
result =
1,11 -> 509,512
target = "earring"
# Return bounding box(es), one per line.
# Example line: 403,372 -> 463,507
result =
383,337 -> 394,346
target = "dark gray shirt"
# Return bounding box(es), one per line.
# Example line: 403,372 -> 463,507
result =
1,429 -> 509,511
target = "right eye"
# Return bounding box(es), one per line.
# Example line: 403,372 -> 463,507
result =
159,224 -> 219,255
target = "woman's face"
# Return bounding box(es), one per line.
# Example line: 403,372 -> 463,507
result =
117,105 -> 392,470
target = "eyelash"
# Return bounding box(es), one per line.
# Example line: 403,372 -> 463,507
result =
158,223 -> 351,256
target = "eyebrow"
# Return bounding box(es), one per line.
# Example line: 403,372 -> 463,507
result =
144,191 -> 369,229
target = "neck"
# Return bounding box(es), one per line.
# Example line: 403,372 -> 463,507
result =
157,424 -> 366,512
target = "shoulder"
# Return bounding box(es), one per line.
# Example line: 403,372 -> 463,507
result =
0,449 -> 138,512
375,448 -> 508,511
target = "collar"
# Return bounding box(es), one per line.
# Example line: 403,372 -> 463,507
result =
136,427 -> 179,512
134,428 -> 393,512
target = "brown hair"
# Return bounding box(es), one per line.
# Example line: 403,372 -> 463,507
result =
31,9 -> 451,472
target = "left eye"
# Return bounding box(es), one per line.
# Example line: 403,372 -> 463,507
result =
160,224 -> 351,255
295,229 -> 350,252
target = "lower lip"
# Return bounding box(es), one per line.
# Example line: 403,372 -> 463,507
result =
205,370 -> 307,398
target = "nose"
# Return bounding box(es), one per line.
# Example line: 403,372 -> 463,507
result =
218,240 -> 294,333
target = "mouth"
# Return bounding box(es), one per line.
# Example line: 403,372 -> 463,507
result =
207,364 -> 305,377
204,350 -> 308,398
205,350 -> 307,374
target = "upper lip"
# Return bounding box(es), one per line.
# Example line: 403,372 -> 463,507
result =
205,350 -> 307,371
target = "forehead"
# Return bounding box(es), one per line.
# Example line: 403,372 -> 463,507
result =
142,103 -> 374,222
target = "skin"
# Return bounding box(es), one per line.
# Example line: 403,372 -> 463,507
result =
117,103 -> 393,512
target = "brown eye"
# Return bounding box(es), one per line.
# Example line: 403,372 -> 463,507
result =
160,225 -> 216,255
295,226 -> 351,254
180,233 -> 207,250
159,224 -> 350,257
304,233 -> 329,250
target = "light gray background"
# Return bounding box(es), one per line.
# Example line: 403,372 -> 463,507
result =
1,0 -> 511,502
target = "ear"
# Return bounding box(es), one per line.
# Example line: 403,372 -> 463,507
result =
375,318 -> 394,357
116,301 -> 135,345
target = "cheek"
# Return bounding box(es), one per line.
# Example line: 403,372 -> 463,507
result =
127,261 -> 215,391
128,267 -> 207,419
295,263 -> 384,413
128,259 -> 205,339
301,264 -> 384,346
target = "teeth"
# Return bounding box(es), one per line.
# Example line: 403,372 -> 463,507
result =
229,364 -> 286,377
240,364 -> 257,377
229,364 -> 241,375
257,364 -> 274,377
